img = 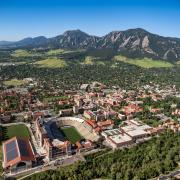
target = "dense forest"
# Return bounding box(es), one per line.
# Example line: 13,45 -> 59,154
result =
25,131 -> 180,180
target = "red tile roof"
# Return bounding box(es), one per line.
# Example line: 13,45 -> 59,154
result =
85,120 -> 98,128
97,120 -> 114,127
3,137 -> 36,168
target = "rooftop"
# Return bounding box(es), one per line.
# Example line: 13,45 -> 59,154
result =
2,136 -> 35,168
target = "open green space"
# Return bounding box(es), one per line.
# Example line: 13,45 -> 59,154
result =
34,58 -> 67,68
60,127 -> 83,144
47,49 -> 85,56
11,49 -> 41,58
3,78 -> 27,86
11,49 -> 32,57
46,49 -> 68,56
114,55 -> 174,68
81,56 -> 106,66
1,124 -> 30,140
47,49 -> 66,56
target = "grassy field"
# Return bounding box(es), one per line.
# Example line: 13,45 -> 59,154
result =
60,127 -> 83,144
47,49 -> 66,56
81,56 -> 105,65
2,124 -> 30,140
114,55 -> 174,68
11,49 -> 32,57
47,49 -> 85,56
3,78 -> 27,86
82,56 -> 94,65
11,49 -> 41,58
34,58 -> 67,68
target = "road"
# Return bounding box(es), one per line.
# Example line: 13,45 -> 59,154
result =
158,169 -> 180,180
5,154 -> 85,180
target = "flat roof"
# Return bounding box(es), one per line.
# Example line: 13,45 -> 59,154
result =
121,124 -> 151,137
103,128 -> 121,136
109,133 -> 132,144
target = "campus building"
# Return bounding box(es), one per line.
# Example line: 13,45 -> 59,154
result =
102,129 -> 133,149
35,118 -> 71,161
2,137 -> 36,173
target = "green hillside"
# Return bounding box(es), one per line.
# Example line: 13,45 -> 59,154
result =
114,56 -> 174,68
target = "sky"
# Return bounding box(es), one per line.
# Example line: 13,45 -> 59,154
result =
0,0 -> 180,41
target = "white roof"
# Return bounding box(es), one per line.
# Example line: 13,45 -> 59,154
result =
121,124 -> 151,137
109,133 -> 132,144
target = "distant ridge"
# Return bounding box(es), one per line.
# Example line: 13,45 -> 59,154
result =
1,28 -> 180,61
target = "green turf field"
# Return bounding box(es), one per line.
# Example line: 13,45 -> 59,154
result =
60,127 -> 83,144
2,124 -> 30,140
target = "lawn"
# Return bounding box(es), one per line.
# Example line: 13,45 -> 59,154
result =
3,78 -> 27,86
114,55 -> 174,68
34,58 -> 67,68
60,127 -> 83,144
2,124 -> 30,140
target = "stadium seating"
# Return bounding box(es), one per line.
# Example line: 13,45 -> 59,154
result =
56,117 -> 99,141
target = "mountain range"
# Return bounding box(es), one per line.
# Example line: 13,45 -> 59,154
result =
1,28 -> 180,61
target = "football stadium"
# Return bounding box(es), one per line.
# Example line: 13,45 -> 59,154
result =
35,117 -> 100,160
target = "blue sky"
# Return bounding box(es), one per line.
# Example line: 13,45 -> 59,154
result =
0,0 -> 180,41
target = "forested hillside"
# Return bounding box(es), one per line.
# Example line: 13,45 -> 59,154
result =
25,131 -> 180,180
